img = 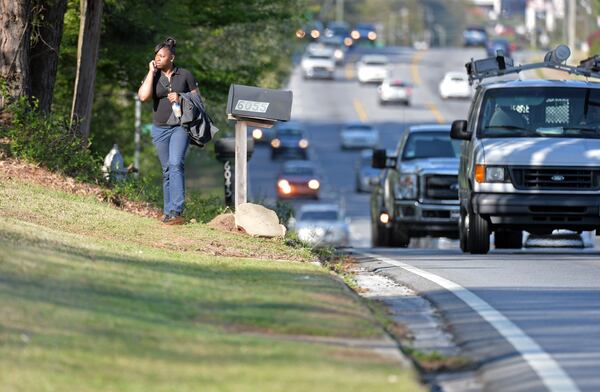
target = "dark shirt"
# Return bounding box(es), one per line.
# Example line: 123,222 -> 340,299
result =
149,67 -> 198,126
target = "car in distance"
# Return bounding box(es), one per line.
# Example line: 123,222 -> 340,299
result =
371,124 -> 460,247
290,203 -> 350,247
301,49 -> 336,80
250,126 -> 275,144
378,78 -> 412,105
463,26 -> 488,47
351,23 -> 377,43
439,72 -> 471,99
276,160 -> 320,199
340,122 -> 379,149
355,149 -> 385,193
314,35 -> 347,64
296,20 -> 324,40
452,74 -> 600,253
357,55 -> 389,84
486,38 -> 511,58
270,123 -> 309,160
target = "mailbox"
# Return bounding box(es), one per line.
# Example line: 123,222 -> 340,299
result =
226,84 -> 293,124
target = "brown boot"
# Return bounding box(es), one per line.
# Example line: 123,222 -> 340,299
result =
163,213 -> 185,225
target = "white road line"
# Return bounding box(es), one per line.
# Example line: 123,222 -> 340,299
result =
358,251 -> 580,392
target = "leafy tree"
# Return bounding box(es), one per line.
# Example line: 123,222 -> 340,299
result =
0,0 -> 33,119
53,0 -> 307,160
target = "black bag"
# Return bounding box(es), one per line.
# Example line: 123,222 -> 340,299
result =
180,92 -> 219,148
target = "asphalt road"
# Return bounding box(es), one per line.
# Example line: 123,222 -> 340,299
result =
248,45 -> 600,391
249,45 -> 484,246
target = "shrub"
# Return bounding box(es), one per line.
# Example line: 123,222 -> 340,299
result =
183,193 -> 227,223
0,86 -> 100,183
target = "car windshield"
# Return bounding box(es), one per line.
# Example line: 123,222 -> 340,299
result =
284,166 -> 314,175
308,54 -> 331,60
365,61 -> 387,66
346,125 -> 373,131
478,87 -> 600,138
278,128 -> 303,137
402,131 -> 460,160
299,210 -> 339,221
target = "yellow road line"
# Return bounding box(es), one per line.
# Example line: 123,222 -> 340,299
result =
345,63 -> 354,80
425,101 -> 445,124
410,50 -> 426,86
353,99 -> 369,123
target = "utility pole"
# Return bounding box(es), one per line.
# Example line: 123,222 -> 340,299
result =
568,0 -> 576,51
336,0 -> 344,22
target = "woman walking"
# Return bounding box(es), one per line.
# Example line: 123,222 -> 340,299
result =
137,37 -> 198,225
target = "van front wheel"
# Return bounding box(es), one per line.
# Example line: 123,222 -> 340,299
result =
468,208 -> 490,254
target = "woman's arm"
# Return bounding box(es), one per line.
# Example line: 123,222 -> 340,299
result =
137,61 -> 156,102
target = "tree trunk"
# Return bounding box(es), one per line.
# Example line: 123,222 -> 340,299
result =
29,0 -> 68,114
0,0 -> 32,117
70,0 -> 103,143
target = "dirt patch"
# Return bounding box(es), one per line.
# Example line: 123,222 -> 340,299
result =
0,157 -> 161,219
208,213 -> 246,234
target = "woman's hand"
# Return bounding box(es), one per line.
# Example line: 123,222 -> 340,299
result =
167,92 -> 179,103
148,60 -> 157,73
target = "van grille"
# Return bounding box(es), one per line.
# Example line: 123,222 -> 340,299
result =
424,175 -> 459,200
510,167 -> 599,190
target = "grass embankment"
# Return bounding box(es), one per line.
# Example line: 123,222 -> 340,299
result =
0,172 -> 423,391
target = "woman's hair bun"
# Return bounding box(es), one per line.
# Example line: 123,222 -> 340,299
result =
164,37 -> 176,49
154,37 -> 177,55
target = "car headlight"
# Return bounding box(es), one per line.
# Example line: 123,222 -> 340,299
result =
351,30 -> 360,40
394,174 -> 417,199
271,139 -> 281,148
278,179 -> 292,194
368,31 -> 377,40
252,128 -> 263,140
334,49 -> 343,59
308,179 -> 320,190
298,139 -> 309,149
475,164 -> 509,183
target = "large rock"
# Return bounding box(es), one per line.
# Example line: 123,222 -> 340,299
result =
234,203 -> 286,238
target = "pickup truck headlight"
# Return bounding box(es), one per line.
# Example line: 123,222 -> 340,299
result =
395,174 -> 417,199
475,164 -> 509,183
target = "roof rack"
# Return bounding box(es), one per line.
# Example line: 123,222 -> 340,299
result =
465,45 -> 600,85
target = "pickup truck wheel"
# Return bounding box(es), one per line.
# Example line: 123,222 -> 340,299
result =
495,229 -> 522,249
371,222 -> 390,247
390,228 -> 410,248
468,208 -> 490,254
459,208 -> 470,253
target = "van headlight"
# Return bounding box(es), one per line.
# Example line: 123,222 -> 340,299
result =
475,164 -> 509,183
395,174 -> 417,199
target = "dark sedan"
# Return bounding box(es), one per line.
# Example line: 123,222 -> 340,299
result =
276,160 -> 320,199
270,123 -> 309,160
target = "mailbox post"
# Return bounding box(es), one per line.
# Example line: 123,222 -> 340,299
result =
226,84 -> 293,208
214,137 -> 254,208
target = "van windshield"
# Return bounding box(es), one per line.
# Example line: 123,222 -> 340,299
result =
478,87 -> 600,138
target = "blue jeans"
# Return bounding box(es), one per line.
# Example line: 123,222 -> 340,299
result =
151,125 -> 189,215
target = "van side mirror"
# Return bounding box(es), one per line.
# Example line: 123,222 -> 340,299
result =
450,120 -> 471,140
372,149 -> 388,169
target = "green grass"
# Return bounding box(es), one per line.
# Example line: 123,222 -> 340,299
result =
0,176 -> 424,391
